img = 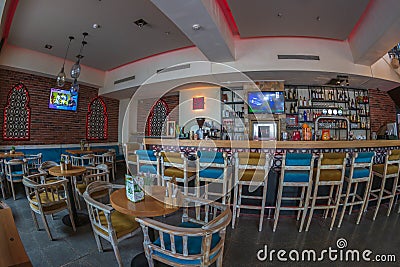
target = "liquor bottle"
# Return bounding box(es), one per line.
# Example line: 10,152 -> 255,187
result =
293,89 -> 297,99
303,110 -> 307,122
290,103 -> 294,114
308,97 -> 312,107
299,96 -> 303,106
294,104 -> 298,113
312,90 -> 315,100
328,91 -> 331,101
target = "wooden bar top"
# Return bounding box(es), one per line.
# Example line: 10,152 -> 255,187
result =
144,138 -> 400,149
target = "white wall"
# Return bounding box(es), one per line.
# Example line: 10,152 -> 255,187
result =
118,98 -> 130,143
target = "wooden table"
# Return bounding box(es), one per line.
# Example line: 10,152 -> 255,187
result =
48,166 -> 88,227
0,151 -> 24,159
0,202 -> 32,267
66,148 -> 108,155
110,186 -> 179,217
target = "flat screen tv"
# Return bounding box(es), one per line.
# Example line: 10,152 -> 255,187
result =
248,91 -> 285,114
49,88 -> 78,111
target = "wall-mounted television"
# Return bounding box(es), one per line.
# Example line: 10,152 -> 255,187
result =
49,88 -> 78,111
248,91 -> 284,114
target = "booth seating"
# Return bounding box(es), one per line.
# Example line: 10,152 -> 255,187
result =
338,152 -> 375,227
306,153 -> 347,231
232,152 -> 272,232
274,153 -> 315,232
196,151 -> 231,204
369,149 -> 400,220
158,151 -> 195,195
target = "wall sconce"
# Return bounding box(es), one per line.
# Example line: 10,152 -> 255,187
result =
193,97 -> 204,110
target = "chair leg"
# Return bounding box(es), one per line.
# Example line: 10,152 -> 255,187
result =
299,184 -> 312,232
357,180 -> 370,224
93,232 -> 103,252
67,206 -> 77,232
110,235 -> 123,267
237,184 -> 243,218
329,184 -> 342,230
231,183 -> 239,229
259,183 -> 267,232
373,177 -> 385,221
216,252 -> 224,267
40,213 -> 53,240
273,183 -> 283,232
324,185 -> 334,219
387,177 -> 398,216
297,187 -> 305,221
30,209 -> 40,230
9,180 -> 16,200
338,181 -> 352,228
349,182 -> 358,215
306,183 -> 319,232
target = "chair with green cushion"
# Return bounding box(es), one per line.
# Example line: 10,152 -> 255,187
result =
196,151 -> 231,204
338,152 -> 375,227
232,152 -> 273,231
135,150 -> 159,183
136,195 -> 231,267
83,181 -> 140,267
306,152 -> 347,231
369,149 -> 400,220
23,173 -> 76,240
158,151 -> 195,195
273,153 -> 316,232
5,159 -> 28,200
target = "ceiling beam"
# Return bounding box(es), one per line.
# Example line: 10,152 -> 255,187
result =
150,0 -> 235,62
349,0 -> 400,65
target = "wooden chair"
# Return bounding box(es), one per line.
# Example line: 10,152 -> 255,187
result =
273,153 -> 315,232
158,151 -> 195,195
95,152 -> 116,181
23,173 -> 76,240
232,152 -> 273,231
60,154 -> 70,163
135,150 -> 160,185
71,154 -> 95,167
306,153 -> 347,231
369,149 -> 400,220
136,195 -> 232,267
83,181 -> 140,267
196,151 -> 231,204
124,142 -> 142,175
5,159 -> 28,200
38,161 -> 59,173
338,152 -> 375,227
25,153 -> 42,175
0,159 -> 7,199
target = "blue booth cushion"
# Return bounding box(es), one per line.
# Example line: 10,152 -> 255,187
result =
355,152 -> 375,163
285,153 -> 313,166
136,150 -> 157,162
199,168 -> 224,179
283,171 -> 310,182
139,165 -> 157,174
198,151 -> 224,164
153,222 -> 220,265
345,167 -> 370,179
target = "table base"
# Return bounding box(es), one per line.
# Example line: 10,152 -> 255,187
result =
62,212 -> 89,227
131,252 -> 148,267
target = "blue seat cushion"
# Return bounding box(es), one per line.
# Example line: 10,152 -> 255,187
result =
285,153 -> 313,166
198,151 -> 224,164
283,171 -> 310,182
139,165 -> 157,174
11,171 -> 24,176
355,152 -> 374,163
153,222 -> 220,265
136,150 -> 157,161
199,168 -> 224,179
345,167 -> 370,179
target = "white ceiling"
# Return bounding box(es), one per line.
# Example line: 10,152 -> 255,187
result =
227,0 -> 370,40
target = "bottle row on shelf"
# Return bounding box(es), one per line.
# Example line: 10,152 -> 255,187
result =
285,88 -> 369,104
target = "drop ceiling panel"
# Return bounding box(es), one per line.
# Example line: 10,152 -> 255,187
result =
226,0 -> 370,40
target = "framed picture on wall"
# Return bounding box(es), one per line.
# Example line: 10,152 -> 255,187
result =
166,121 -> 176,137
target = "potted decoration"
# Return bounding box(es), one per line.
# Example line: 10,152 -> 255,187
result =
10,146 -> 15,154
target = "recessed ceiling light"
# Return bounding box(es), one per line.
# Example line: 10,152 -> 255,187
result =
277,12 -> 283,18
92,23 -> 101,29
316,16 -> 321,21
44,44 -> 53,50
134,19 -> 148,28
164,31 -> 171,35
192,24 -> 201,30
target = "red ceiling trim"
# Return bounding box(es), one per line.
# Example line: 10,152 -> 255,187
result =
239,35 -> 346,42
216,0 -> 239,36
348,0 -> 375,41
2,0 -> 19,40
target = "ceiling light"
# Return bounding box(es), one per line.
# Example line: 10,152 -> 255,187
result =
316,16 -> 321,21
134,19 -> 148,28
192,24 -> 201,30
45,44 -> 53,50
92,23 -> 101,29
277,12 -> 283,18
56,36 -> 74,87
164,31 -> 170,35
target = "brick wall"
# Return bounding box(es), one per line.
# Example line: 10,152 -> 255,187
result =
0,68 -> 119,145
137,94 -> 179,135
369,88 -> 397,132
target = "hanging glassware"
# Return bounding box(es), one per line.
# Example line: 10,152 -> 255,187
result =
70,78 -> 80,94
56,36 -> 74,87
70,32 -> 88,79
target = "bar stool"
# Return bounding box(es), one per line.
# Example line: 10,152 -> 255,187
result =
232,152 -> 272,231
338,152 -> 375,227
369,149 -> 400,220
273,153 -> 315,232
306,152 -> 347,231
5,159 -> 28,200
158,151 -> 195,195
135,150 -> 160,184
196,151 -> 231,204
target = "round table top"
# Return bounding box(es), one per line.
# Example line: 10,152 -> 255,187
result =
48,166 -> 86,177
0,152 -> 24,159
110,186 -> 179,217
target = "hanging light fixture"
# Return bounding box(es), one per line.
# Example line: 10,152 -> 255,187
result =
56,36 -> 74,87
71,32 -> 88,79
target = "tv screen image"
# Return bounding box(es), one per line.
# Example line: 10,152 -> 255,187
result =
248,91 -> 285,114
49,88 -> 78,111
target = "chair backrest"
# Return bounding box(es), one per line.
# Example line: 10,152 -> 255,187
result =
135,150 -> 158,175
25,153 -> 42,169
60,154 -> 70,163
348,152 -> 375,179
82,170 -> 110,187
71,154 -> 95,166
160,151 -> 185,167
38,161 -> 59,172
234,152 -> 273,183
315,153 -> 347,182
23,174 -> 69,212
279,153 -> 315,183
5,159 -> 28,176
197,151 -> 227,166
0,159 -> 4,175
136,195 -> 231,265
381,149 -> 400,178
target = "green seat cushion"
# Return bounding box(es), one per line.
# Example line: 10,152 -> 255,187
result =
164,167 -> 195,178
30,192 -> 67,212
238,169 -> 267,182
314,168 -> 343,181
95,211 -> 139,239
373,164 -> 399,175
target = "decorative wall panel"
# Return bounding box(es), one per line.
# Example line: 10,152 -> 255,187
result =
86,97 -> 108,140
146,99 -> 169,136
3,83 -> 31,140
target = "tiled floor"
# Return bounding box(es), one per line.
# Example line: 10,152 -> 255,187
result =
3,163 -> 400,266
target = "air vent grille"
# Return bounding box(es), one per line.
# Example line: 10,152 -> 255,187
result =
114,75 -> 135,85
278,55 -> 320,60
157,63 -> 190,74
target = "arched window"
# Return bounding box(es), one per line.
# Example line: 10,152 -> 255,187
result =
86,96 -> 108,140
3,83 -> 31,140
146,99 -> 169,136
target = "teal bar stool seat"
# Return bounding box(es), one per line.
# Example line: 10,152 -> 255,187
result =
135,150 -> 159,181
273,153 -> 315,232
338,152 -> 375,227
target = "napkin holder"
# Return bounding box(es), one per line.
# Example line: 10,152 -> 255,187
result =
125,175 -> 144,202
